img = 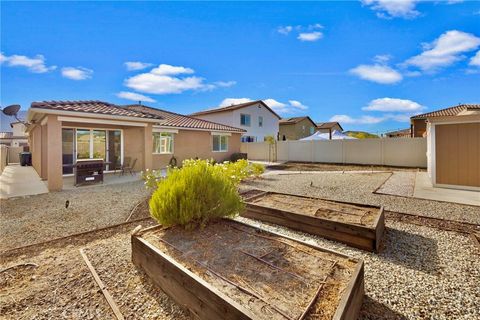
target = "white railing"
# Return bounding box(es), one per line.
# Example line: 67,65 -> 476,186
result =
241,137 -> 427,167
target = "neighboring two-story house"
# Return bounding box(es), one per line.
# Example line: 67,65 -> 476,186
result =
190,100 -> 281,142
278,116 -> 317,140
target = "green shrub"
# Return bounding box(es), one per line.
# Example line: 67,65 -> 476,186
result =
149,159 -> 244,229
141,168 -> 165,190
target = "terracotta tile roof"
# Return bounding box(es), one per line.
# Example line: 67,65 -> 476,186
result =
411,104 -> 480,120
190,100 -> 282,119
316,122 -> 343,131
279,116 -> 316,125
30,100 -> 159,119
124,105 -> 246,133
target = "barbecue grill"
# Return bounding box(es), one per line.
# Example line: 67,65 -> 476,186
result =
75,159 -> 104,186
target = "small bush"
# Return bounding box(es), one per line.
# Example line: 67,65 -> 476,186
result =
141,168 -> 166,190
149,159 -> 244,229
229,152 -> 248,162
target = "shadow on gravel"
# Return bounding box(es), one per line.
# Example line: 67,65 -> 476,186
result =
360,295 -> 408,320
380,228 -> 440,275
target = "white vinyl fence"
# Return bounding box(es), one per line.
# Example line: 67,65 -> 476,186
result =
241,137 -> 427,168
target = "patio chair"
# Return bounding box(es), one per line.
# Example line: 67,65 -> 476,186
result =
120,158 -> 137,176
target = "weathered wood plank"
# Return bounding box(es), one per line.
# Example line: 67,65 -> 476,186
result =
132,220 -> 365,320
242,191 -> 385,252
132,236 -> 254,320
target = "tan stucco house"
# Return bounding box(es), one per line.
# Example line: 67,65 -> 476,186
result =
27,100 -> 245,191
415,104 -> 480,190
279,116 -> 317,140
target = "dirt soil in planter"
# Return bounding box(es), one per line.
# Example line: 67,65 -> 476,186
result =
141,220 -> 359,320
248,193 -> 378,226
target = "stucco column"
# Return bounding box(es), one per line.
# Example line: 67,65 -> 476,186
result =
46,115 -> 63,191
144,124 -> 153,171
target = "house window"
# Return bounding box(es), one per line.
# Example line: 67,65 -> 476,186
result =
310,127 -> 315,134
213,134 -> 228,152
258,116 -> 263,127
153,132 -> 174,154
241,136 -> 256,143
302,125 -> 306,133
240,114 -> 251,126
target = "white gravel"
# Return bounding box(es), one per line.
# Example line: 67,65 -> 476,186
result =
0,181 -> 149,251
241,172 -> 480,225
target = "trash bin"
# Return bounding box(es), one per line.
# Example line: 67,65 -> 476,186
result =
19,152 -> 32,166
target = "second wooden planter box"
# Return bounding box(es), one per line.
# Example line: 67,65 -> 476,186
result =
241,191 -> 385,252
132,219 -> 364,320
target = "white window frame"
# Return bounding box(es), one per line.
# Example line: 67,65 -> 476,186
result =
61,126 -> 124,176
153,132 -> 174,154
212,134 -> 229,152
258,116 -> 263,127
240,113 -> 251,127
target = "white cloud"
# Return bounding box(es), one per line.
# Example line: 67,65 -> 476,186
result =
277,26 -> 293,35
124,64 -> 233,94
150,64 -> 194,76
61,67 -> 93,80
373,54 -> 392,64
124,61 -> 153,71
361,0 -> 420,19
330,114 -> 385,124
214,81 -> 236,88
288,100 -> 308,110
404,30 -> 480,71
219,98 -> 308,114
219,98 -> 253,107
362,98 -> 425,112
297,32 -> 323,42
308,23 -> 324,30
264,99 -> 308,114
0,52 -> 56,73
116,91 -> 156,103
350,64 -> 403,84
469,50 -> 480,66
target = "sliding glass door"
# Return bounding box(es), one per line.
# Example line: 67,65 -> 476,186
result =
107,130 -> 121,171
76,129 -> 91,160
62,129 -> 74,174
62,128 -> 122,175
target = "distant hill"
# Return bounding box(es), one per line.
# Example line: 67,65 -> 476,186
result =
0,110 -> 27,132
344,131 -> 379,139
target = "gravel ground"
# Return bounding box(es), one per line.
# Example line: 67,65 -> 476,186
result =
241,172 -> 480,225
376,172 -> 416,197
2,215 -> 478,320
268,162 -> 423,172
0,181 -> 149,252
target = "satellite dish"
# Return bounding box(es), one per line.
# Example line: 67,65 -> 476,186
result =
2,104 -> 21,117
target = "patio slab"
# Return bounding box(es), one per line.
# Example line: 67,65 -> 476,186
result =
62,172 -> 142,190
0,164 -> 49,199
413,172 -> 480,206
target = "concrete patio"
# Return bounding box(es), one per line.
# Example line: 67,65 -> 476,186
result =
0,164 -> 49,199
413,172 -> 480,206
62,171 -> 141,190
0,164 -> 142,199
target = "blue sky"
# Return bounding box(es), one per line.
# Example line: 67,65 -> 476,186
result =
1,1 -> 480,133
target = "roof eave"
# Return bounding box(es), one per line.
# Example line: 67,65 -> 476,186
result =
28,107 -> 161,123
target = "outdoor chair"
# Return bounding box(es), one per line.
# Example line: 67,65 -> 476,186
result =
120,158 -> 137,176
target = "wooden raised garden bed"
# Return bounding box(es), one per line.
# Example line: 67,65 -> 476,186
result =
132,219 -> 364,320
241,191 -> 385,252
